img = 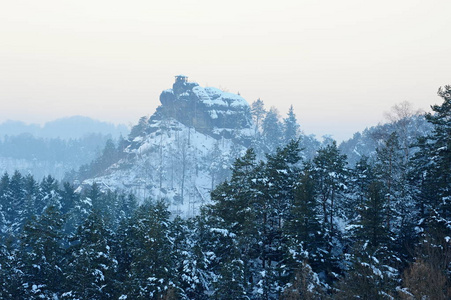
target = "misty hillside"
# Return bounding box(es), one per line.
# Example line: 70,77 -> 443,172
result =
73,76 -> 434,220
1,84 -> 450,299
339,114 -> 433,166
0,116 -> 129,180
0,116 -> 128,140
73,76 -> 324,217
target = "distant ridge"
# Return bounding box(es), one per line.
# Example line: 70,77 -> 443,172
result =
0,116 -> 129,140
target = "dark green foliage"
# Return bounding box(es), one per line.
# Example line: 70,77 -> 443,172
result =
65,210 -> 119,299
76,137 -> 126,181
412,85 -> 451,234
285,166 -> 323,273
354,181 -> 390,250
19,206 -> 66,298
3,85 -> 451,299
120,200 -> 175,299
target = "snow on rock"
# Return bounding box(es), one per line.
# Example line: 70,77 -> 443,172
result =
159,76 -> 253,138
81,76 -> 254,217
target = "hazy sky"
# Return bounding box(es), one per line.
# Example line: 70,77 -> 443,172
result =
1,0 -> 450,141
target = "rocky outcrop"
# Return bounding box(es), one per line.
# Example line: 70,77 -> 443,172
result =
158,75 -> 253,140
82,76 -> 256,216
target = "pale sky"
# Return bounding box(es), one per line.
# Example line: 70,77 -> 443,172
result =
1,0 -> 450,141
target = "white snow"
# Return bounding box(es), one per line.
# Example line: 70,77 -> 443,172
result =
84,117 -> 249,218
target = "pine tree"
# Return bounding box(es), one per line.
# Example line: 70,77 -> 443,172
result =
312,141 -> 347,236
283,105 -> 300,143
129,116 -> 149,140
0,172 -> 11,236
65,210 -> 119,299
251,98 -> 267,136
0,236 -> 22,299
353,181 -> 390,251
262,107 -> 283,152
345,156 -> 375,221
18,206 -> 66,298
285,165 -> 323,273
37,175 -> 61,214
208,148 -> 271,298
374,133 -> 403,229
23,174 -> 38,220
210,148 -> 259,235
60,182 -> 79,216
343,177 -> 400,298
121,200 -> 175,299
407,86 -> 451,288
8,171 -> 26,236
414,85 -> 451,233
310,141 -> 348,283
259,140 -> 303,292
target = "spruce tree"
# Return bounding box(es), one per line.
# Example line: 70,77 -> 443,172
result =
23,174 -> 38,221
18,206 -> 66,298
37,175 -> 61,213
283,105 -> 300,143
285,165 -> 323,273
8,171 -> 25,236
251,98 -> 267,136
121,200 -> 175,299
262,107 -> 283,152
419,85 -> 451,227
312,141 -> 347,237
0,172 -> 11,236
65,210 -> 118,299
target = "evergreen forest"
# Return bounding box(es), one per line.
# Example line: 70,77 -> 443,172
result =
1,86 -> 451,299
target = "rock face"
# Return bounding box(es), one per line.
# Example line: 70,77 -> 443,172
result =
82,76 -> 255,217
158,75 -> 253,141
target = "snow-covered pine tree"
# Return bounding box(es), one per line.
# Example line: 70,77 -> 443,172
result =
283,105 -> 300,144
37,175 -> 62,214
64,210 -> 119,299
18,206 -> 66,298
262,107 -> 283,153
417,85 -> 451,233
312,141 -> 347,238
120,200 -> 175,298
208,148 -> 261,297
23,174 -> 38,221
251,98 -> 267,137
285,164 -> 323,276
7,171 -> 26,236
311,141 -> 348,283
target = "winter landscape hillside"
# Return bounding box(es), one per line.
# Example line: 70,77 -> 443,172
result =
0,117 -> 129,180
76,75 -> 321,217
0,77 -> 450,299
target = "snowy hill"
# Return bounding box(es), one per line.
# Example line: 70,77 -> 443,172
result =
339,115 -> 432,166
82,76 -> 254,217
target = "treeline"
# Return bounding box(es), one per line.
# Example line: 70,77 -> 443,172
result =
1,86 -> 451,299
68,137 -> 128,182
0,133 -> 118,180
0,133 -> 117,163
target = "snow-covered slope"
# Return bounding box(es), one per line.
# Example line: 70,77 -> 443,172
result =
339,115 -> 432,166
82,76 -> 254,217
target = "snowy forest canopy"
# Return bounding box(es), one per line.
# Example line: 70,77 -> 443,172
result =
1,86 -> 451,299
